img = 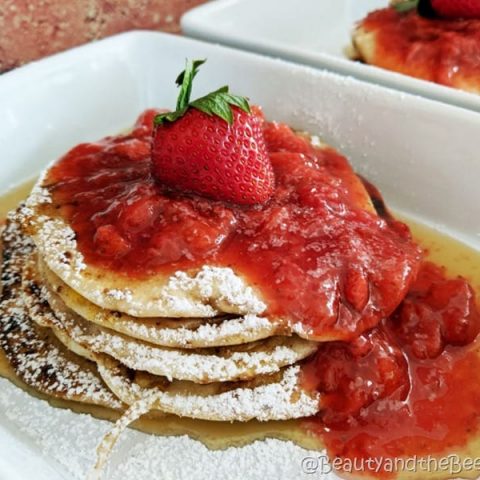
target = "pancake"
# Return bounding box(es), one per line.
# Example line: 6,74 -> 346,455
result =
352,25 -> 376,63
0,215 -> 122,409
20,177 -> 266,319
39,258 -> 287,348
0,296 -> 122,410
96,354 -> 320,423
23,252 -> 317,383
89,354 -> 321,479
0,214 -> 321,425
352,8 -> 480,94
1,215 -> 321,480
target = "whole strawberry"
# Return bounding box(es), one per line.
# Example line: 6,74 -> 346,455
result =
152,59 -> 274,205
431,0 -> 480,18
394,0 -> 480,18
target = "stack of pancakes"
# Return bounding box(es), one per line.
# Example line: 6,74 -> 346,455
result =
0,192 -> 323,424
0,116 -> 421,455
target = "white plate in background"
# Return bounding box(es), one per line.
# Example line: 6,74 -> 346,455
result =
0,31 -> 480,479
182,0 -> 480,113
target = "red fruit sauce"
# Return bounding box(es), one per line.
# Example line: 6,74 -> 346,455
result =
303,262 -> 480,477
360,8 -> 480,89
46,109 -> 421,340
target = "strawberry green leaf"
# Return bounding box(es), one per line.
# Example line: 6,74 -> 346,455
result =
153,108 -> 187,126
191,86 -> 251,125
154,59 -> 251,126
394,0 -> 419,12
222,93 -> 251,114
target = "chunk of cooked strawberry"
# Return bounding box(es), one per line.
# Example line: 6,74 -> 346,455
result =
303,327 -> 410,427
263,121 -> 315,155
118,196 -> 164,235
93,224 -> 131,258
393,262 -> 480,358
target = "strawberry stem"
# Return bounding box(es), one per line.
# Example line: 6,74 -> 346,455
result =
154,59 -> 251,126
175,59 -> 206,111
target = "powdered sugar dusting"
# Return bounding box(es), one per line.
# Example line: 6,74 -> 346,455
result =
0,379 -> 328,480
167,267 -> 267,315
41,263 -> 279,347
169,314 -> 275,346
18,168 -> 87,276
0,218 -> 121,409
0,303 -> 119,408
98,313 -> 278,349
27,278 -> 316,383
104,289 -> 133,302
110,436 -> 332,480
292,322 -> 314,338
37,217 -> 87,274
24,167 -> 51,207
98,357 -> 320,423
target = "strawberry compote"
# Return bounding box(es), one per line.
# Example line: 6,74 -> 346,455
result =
361,8 -> 480,88
303,262 -> 480,477
45,109 -> 421,339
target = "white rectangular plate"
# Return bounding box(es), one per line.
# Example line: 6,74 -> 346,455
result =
182,0 -> 480,113
0,31 -> 479,480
